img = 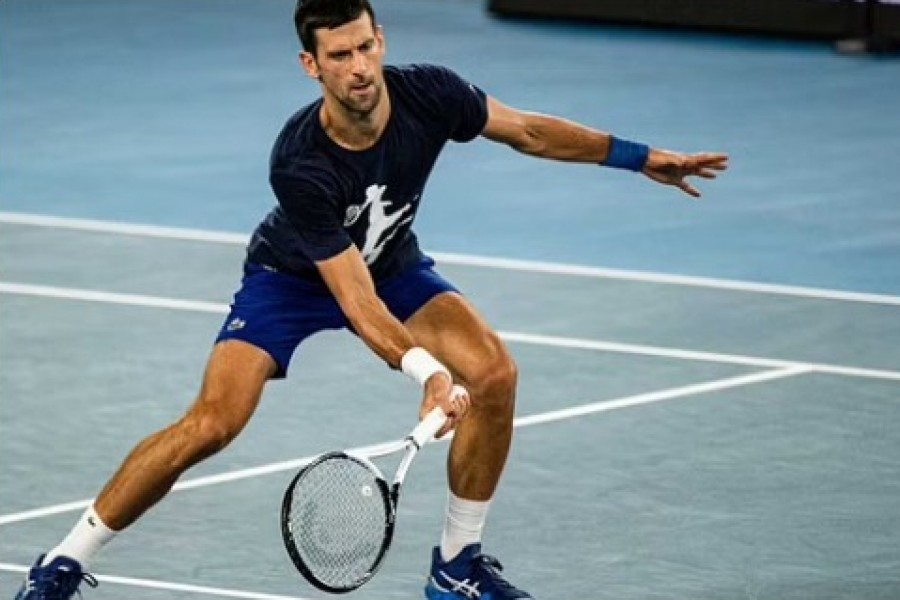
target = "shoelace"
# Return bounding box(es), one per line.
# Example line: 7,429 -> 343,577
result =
81,574 -> 99,592
436,552 -> 527,599
475,555 -> 523,596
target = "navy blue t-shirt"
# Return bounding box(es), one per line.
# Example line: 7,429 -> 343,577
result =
247,64 -> 489,284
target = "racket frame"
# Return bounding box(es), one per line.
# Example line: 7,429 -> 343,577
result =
280,404 -> 450,593
280,451 -> 394,594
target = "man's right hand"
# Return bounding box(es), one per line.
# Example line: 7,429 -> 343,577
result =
420,373 -> 471,439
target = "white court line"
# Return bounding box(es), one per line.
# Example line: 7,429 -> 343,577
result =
0,211 -> 248,245
0,563 -> 314,600
0,439 -> 404,526
432,252 -> 900,307
502,331 -> 900,382
0,282 -> 227,314
0,367 -> 809,527
3,281 -> 899,381
2,210 -> 899,306
513,365 -> 811,427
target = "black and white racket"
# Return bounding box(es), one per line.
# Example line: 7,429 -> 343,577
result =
280,386 -> 464,593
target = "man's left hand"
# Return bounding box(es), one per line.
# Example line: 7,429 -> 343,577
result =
643,150 -> 729,198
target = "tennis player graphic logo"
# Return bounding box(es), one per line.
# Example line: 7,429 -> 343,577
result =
344,184 -> 414,265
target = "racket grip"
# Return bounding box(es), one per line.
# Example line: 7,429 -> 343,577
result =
409,407 -> 447,449
408,385 -> 466,448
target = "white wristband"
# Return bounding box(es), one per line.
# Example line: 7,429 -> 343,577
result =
401,347 -> 450,387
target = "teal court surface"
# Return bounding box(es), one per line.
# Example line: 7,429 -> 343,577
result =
2,0 -> 899,598
0,216 -> 898,599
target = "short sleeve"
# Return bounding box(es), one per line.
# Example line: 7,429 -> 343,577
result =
419,65 -> 489,143
269,168 -> 352,262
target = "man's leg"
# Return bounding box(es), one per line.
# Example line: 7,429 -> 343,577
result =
405,292 -> 531,599
404,292 -> 517,502
92,339 -> 276,531
17,340 -> 275,600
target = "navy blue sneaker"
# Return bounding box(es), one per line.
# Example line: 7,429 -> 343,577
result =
15,555 -> 97,600
425,543 -> 533,599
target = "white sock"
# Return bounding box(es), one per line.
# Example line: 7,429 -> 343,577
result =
439,492 -> 490,562
43,506 -> 118,569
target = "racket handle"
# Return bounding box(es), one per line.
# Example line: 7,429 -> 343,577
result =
409,407 -> 447,449
408,385 -> 467,448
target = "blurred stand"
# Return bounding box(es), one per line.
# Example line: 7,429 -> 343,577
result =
488,0 -> 900,55
837,0 -> 900,54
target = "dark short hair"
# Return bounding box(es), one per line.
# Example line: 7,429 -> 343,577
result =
294,0 -> 377,55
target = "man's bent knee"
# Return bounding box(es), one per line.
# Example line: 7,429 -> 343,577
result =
174,402 -> 251,467
466,354 -> 518,416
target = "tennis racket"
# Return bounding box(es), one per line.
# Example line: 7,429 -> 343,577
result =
280,385 -> 465,594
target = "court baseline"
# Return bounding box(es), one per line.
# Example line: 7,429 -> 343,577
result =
2,211 -> 898,306
2,281 -> 897,382
0,562 -> 315,600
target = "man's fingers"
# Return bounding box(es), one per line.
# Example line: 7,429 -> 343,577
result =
436,419 -> 454,439
679,180 -> 701,198
647,151 -> 726,197
447,385 -> 471,418
695,151 -> 729,163
700,154 -> 729,170
437,412 -> 462,438
434,385 -> 470,438
686,155 -> 728,173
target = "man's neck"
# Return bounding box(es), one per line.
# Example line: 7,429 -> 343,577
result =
320,92 -> 391,152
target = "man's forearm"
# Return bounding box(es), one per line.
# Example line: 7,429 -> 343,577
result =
515,112 -> 614,163
342,292 -> 415,368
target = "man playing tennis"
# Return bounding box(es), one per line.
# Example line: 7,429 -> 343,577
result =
15,1 -> 728,599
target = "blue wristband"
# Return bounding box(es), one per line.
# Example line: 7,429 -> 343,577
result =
603,136 -> 650,172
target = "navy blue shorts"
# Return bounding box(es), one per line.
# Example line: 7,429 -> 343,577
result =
215,257 -> 458,378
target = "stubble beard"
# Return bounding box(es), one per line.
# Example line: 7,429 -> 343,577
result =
337,79 -> 383,120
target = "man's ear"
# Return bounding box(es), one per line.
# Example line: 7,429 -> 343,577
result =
375,24 -> 385,54
299,51 -> 321,81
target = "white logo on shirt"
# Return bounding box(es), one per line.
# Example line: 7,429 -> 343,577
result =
344,204 -> 364,227
346,184 -> 414,265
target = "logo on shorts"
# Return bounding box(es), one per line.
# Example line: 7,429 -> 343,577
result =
87,516 -> 96,527
226,317 -> 246,332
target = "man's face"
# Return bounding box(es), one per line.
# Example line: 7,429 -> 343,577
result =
301,13 -> 386,117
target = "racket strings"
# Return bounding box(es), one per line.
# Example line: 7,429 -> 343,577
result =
288,456 -> 390,589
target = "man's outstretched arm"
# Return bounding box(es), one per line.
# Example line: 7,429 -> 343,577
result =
480,96 -> 728,198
